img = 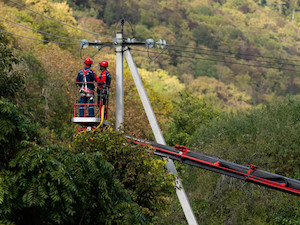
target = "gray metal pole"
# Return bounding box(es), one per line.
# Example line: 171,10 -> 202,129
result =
124,48 -> 198,225
115,32 -> 124,130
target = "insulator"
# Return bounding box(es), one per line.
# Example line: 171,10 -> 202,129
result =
80,39 -> 89,49
145,38 -> 155,49
96,40 -> 102,49
113,38 -> 123,48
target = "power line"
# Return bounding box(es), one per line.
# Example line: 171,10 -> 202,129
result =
131,48 -> 300,73
7,0 -> 299,65
8,0 -> 113,39
0,16 -> 80,43
167,47 -> 300,68
169,44 -> 300,63
0,28 -> 78,45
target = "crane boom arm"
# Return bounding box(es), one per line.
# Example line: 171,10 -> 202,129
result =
127,137 -> 300,196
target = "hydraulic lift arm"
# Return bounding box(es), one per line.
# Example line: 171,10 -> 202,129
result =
127,137 -> 300,196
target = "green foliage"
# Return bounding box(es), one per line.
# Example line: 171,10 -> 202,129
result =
181,98 -> 300,224
21,51 -> 74,142
0,17 -> 175,223
21,53 -> 50,127
3,0 -> 300,109
72,128 -> 176,220
0,99 -> 37,167
140,68 -> 184,97
165,91 -> 220,146
0,30 -> 23,101
1,0 -> 300,224
182,167 -> 300,225
193,60 -> 218,78
0,29 -> 39,167
192,23 -> 218,49
0,142 -> 143,224
192,98 -> 300,175
25,0 -> 81,49
0,48 -> 174,223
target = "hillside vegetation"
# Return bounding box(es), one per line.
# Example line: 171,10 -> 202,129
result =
68,0 -> 300,105
0,0 -> 299,224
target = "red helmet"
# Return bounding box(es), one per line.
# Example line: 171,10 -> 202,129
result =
84,58 -> 93,66
99,60 -> 108,67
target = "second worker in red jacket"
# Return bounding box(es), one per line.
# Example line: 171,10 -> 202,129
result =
98,60 -> 111,85
98,60 -> 111,108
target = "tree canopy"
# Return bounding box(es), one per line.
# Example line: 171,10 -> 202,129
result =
0,0 -> 299,224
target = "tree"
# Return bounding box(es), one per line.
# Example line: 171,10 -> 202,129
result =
192,98 -> 300,175
0,99 -> 38,168
0,22 -> 174,224
0,26 -> 37,167
0,25 -> 23,101
0,127 -> 175,224
72,128 -> 176,220
178,98 -> 300,225
0,143 -> 143,224
165,90 -> 220,146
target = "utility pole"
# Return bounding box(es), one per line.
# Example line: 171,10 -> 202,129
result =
124,48 -> 198,224
115,32 -> 124,129
80,27 -> 198,225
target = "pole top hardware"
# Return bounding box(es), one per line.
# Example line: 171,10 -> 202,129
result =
126,38 -> 136,48
80,39 -> 89,49
145,39 -> 155,49
156,39 -> 167,49
92,40 -> 102,50
82,38 -> 167,50
113,38 -> 123,48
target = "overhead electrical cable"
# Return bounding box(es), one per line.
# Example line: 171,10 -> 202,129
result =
167,47 -> 300,68
0,16 -> 80,43
131,48 -> 300,72
169,44 -> 300,63
0,28 -> 78,45
8,0 -> 113,39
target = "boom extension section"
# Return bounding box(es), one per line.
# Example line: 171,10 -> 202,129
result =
127,137 -> 300,196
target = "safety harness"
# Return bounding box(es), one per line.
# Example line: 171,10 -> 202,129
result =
79,68 -> 94,97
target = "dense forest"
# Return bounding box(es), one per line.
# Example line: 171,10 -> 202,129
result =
0,0 -> 299,224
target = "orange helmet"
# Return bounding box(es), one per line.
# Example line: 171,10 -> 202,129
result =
99,60 -> 108,67
84,58 -> 93,66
